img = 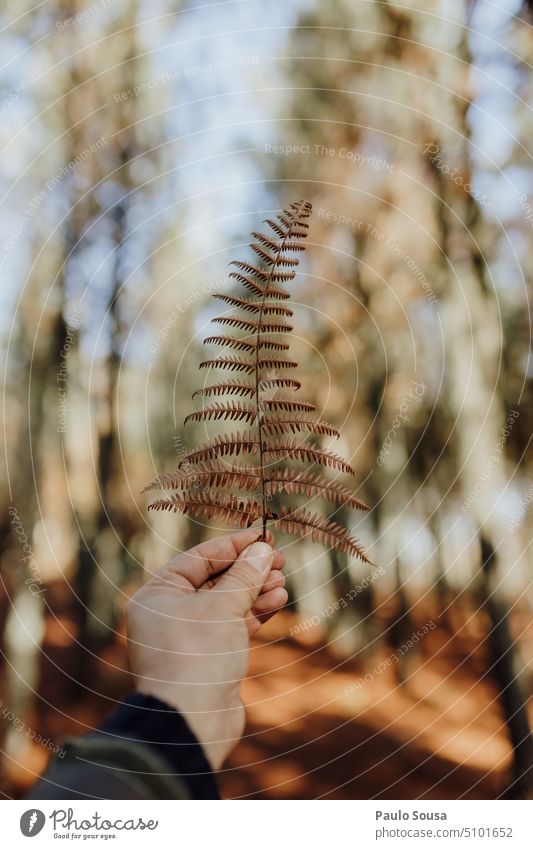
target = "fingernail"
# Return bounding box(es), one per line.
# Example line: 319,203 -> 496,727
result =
243,542 -> 274,575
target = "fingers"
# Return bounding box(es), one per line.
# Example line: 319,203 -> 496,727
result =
254,531 -> 285,571
247,586 -> 289,636
199,566 -> 285,594
270,547 -> 285,572
259,569 -> 285,594
252,586 -> 288,616
159,528 -> 268,590
213,542 -> 274,615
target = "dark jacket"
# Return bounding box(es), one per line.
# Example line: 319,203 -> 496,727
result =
28,694 -> 219,800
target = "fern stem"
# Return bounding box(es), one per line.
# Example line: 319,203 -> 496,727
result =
254,206 -> 301,540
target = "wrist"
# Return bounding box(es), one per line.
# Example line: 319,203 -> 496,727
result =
99,692 -> 220,798
133,681 -> 240,771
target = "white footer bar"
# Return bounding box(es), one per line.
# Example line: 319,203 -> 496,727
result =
3,799 -> 532,848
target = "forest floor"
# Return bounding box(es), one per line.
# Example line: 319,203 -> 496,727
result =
3,595 -> 525,800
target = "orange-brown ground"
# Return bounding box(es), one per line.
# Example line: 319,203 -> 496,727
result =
2,603 -> 520,800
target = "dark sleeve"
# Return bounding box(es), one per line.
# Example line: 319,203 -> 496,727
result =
28,693 -> 220,800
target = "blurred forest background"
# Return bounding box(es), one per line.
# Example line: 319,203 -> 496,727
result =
1,0 -> 533,799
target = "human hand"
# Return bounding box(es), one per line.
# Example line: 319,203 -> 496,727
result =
125,529 -> 287,770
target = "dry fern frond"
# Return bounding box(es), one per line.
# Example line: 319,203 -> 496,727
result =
212,293 -> 293,316
146,200 -> 371,562
264,469 -> 369,511
212,316 -> 293,333
145,462 -> 263,494
257,357 -> 297,369
260,399 -> 316,412
184,402 -> 256,424
199,356 -> 255,374
262,438 -> 354,475
192,381 -> 256,399
258,377 -> 301,390
268,506 -> 368,562
176,431 -> 260,465
149,492 -> 263,528
261,413 -> 340,439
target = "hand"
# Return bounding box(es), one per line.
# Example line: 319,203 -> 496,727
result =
125,529 -> 287,770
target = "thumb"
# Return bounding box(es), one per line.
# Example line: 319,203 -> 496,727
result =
214,541 -> 274,616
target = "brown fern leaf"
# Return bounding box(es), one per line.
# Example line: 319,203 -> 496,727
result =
252,234 -> 307,253
251,244 -> 277,264
273,255 -> 300,267
284,242 -> 307,252
228,272 -> 265,297
212,294 -> 261,314
263,219 -> 285,237
203,335 -> 256,353
199,356 -> 254,374
264,469 -> 369,510
229,273 -> 290,300
212,316 -> 293,333
149,492 -> 263,528
257,337 -> 290,351
258,357 -> 297,370
143,462 -> 238,493
146,462 -> 263,494
267,506 -> 369,563
262,438 -> 354,475
230,260 -> 268,280
212,315 -> 255,331
252,231 -> 281,251
270,270 -> 296,282
192,381 -> 255,399
277,214 -> 293,228
184,402 -> 256,424
261,413 -> 340,439
146,199 -> 371,562
178,431 -> 259,466
259,320 -> 293,332
212,293 -> 294,316
263,285 -> 291,300
259,377 -> 301,391
261,399 -> 316,412
262,302 -> 294,315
